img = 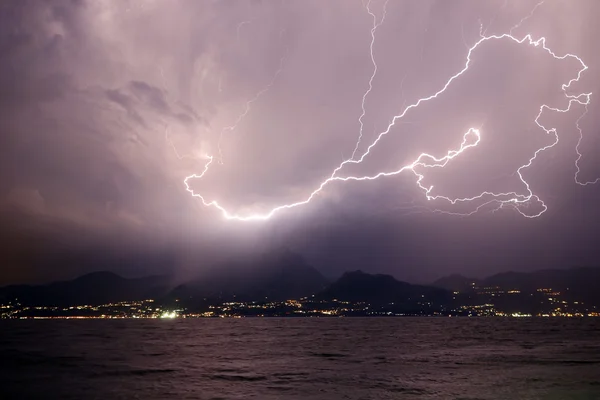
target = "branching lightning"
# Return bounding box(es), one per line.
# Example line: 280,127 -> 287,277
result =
510,0 -> 546,35
165,124 -> 210,162
216,51 -> 287,164
351,0 -> 389,160
182,2 -> 595,222
236,20 -> 251,43
574,105 -> 598,186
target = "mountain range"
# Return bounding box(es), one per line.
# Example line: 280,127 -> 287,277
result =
432,267 -> 600,304
170,249 -> 329,304
2,250 -> 599,310
318,270 -> 451,306
0,271 -> 170,307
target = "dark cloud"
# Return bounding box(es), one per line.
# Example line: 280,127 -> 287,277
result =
1,0 -> 600,284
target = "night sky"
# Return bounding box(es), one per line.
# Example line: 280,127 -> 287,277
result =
1,0 -> 600,285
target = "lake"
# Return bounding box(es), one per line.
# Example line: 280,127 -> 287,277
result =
1,318 -> 599,399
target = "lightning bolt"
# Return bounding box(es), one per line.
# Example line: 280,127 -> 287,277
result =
183,7 -> 593,222
351,0 -> 389,160
216,51 -> 287,164
168,20 -> 286,170
574,105 -> 598,186
236,20 -> 251,43
165,124 -> 209,161
510,0 -> 546,35
481,0 -> 508,37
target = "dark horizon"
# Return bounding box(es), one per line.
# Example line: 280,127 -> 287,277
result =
2,262 -> 599,320
3,251 -> 600,289
3,253 -> 600,287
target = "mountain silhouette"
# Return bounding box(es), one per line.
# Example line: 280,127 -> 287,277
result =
432,274 -> 481,292
0,271 -> 170,306
171,249 -> 329,303
318,270 -> 452,308
433,267 -> 600,305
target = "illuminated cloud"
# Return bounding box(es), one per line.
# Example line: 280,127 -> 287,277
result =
183,1 -> 594,220
1,0 -> 600,282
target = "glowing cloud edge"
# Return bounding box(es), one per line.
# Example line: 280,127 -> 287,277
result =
183,26 -> 592,222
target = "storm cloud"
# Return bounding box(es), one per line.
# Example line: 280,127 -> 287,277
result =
1,0 -> 600,284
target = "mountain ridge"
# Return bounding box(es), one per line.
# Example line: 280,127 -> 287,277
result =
0,272 -> 170,306
3,263 -> 599,309
432,267 -> 600,305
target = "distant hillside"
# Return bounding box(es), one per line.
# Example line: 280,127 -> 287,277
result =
171,249 -> 329,304
0,250 -> 328,308
433,267 -> 600,304
318,270 -> 451,308
432,274 -> 481,292
6,261 -> 598,312
0,271 -> 171,306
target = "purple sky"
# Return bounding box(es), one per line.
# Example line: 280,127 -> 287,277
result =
1,0 -> 600,284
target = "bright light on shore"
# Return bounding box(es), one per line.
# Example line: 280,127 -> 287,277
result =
160,311 -> 178,319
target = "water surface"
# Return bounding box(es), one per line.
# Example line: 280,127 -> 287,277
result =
1,318 -> 599,399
